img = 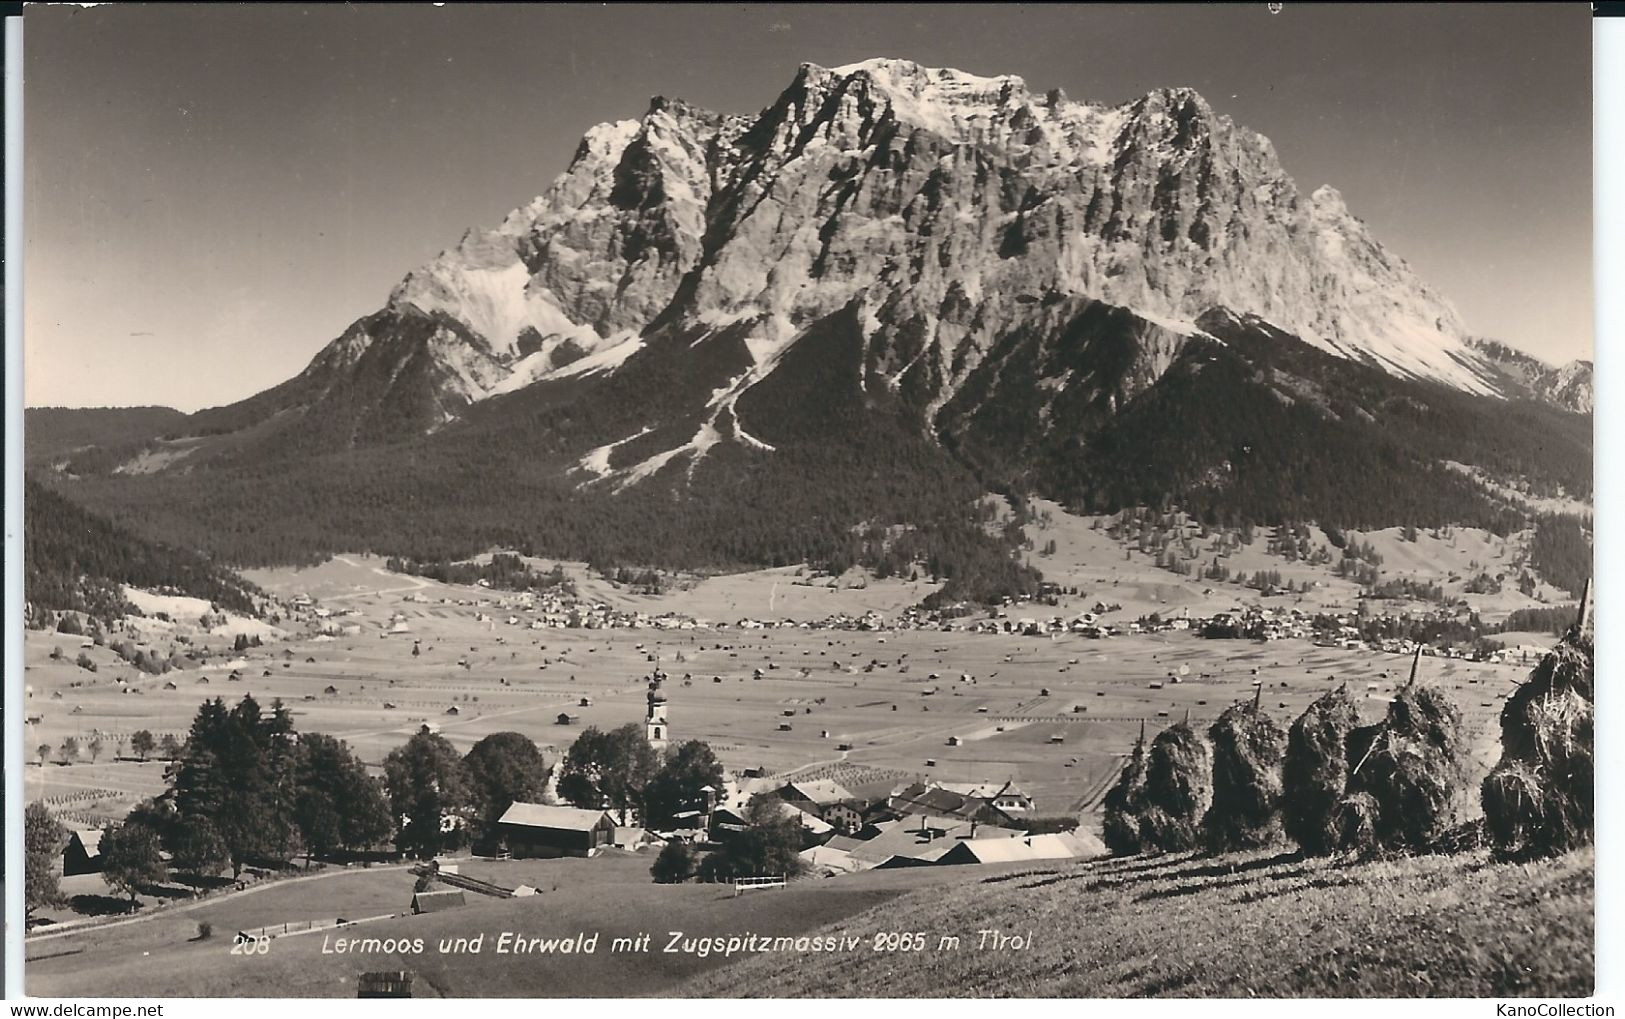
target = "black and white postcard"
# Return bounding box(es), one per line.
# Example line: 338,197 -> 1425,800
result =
12,2 -> 1600,1001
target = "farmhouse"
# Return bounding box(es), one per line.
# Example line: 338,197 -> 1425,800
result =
410,889 -> 467,914
712,799 -> 833,838
62,829 -> 104,875
773,778 -> 864,832
937,780 -> 1035,815
832,815 -> 1025,869
776,778 -> 852,809
933,831 -> 1104,866
886,781 -> 1018,826
496,802 -> 617,858
611,826 -> 656,850
799,843 -> 862,874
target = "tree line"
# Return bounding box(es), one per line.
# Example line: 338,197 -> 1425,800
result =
385,554 -> 577,596
23,699 -> 748,915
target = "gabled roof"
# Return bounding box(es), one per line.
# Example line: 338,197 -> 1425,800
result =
411,889 -> 466,912
497,802 -> 613,831
934,831 -> 1106,865
720,775 -> 781,811
841,818 -> 1019,865
781,778 -> 855,804
69,829 -> 103,856
938,779 -> 1030,801
799,844 -> 862,873
715,798 -> 834,835
874,844 -> 956,868
777,800 -> 835,834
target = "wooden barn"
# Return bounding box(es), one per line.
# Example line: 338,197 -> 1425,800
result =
496,802 -> 616,858
410,889 -> 466,914
62,829 -> 104,875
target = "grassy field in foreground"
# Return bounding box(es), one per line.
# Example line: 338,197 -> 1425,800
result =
684,847 -> 1593,998
25,851 -> 1011,998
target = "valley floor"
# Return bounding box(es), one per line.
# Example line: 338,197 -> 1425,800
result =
683,846 -> 1594,998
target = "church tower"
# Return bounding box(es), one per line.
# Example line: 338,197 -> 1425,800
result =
646,668 -> 669,752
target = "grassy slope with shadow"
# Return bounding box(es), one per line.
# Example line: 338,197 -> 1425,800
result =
683,846 -> 1592,998
26,852 -> 990,998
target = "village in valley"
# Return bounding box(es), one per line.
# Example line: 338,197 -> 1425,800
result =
19,499 -> 1590,997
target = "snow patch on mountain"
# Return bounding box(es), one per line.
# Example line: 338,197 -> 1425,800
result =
575,426 -> 653,479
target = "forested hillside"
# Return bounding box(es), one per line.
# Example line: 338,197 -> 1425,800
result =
34,302 -> 1589,605
24,478 -> 265,625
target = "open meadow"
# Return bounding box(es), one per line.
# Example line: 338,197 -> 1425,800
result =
25,555 -> 1530,830
23,552 -> 1552,996
26,558 -> 1532,827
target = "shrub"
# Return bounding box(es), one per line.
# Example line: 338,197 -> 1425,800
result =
650,841 -> 697,884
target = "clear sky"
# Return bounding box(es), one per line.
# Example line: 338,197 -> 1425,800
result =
24,3 -> 1593,412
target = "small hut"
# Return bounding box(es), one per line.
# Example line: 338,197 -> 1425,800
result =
63,829 -> 104,875
410,889 -> 466,914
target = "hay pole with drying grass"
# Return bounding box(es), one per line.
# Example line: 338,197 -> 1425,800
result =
1203,688 -> 1286,852
1481,584 -> 1594,857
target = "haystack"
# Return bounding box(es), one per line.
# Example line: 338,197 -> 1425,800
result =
1482,593 -> 1594,857
1137,720 -> 1212,851
1340,675 -> 1466,853
1203,696 -> 1285,852
1101,722 -> 1149,856
1328,789 -> 1380,850
1282,684 -> 1360,854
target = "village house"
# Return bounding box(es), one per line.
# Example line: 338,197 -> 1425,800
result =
495,802 -> 617,858
62,829 -> 104,875
825,814 -> 1026,869
774,778 -> 864,833
711,797 -> 833,840
937,779 -> 1035,816
932,831 -> 1104,866
411,889 -> 467,914
886,780 -> 1022,826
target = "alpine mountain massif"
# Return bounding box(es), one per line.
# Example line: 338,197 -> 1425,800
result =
33,59 -> 1592,597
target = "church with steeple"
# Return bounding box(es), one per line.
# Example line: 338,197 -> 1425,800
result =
646,667 -> 668,752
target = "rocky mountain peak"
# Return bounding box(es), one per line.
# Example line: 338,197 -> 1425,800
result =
263,57 -> 1528,445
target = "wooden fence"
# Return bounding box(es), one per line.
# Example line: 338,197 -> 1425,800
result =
236,912 -> 398,944
731,875 -> 786,896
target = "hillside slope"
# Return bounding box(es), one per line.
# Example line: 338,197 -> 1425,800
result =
684,847 -> 1592,997
24,478 -> 265,625
29,59 -> 1591,593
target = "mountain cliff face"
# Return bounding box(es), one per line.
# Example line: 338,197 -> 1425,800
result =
35,60 -> 1591,594
204,59 -> 1504,450
1536,361 -> 1593,415
1465,338 -> 1592,415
